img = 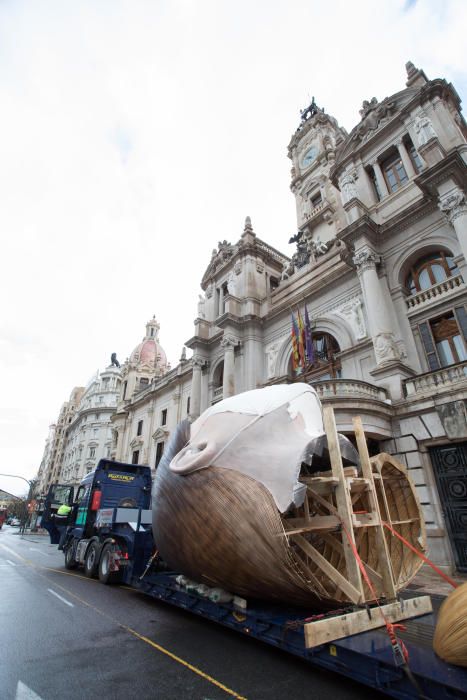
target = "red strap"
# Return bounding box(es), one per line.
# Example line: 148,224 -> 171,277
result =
382,521 -> 458,589
341,523 -> 410,664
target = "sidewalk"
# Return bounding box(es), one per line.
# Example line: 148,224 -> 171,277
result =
407,564 -> 466,598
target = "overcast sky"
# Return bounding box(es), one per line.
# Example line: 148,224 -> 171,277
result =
1,0 -> 466,496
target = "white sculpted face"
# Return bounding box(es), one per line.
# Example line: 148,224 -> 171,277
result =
169,384 -> 324,513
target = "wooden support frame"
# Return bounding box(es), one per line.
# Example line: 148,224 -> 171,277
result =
353,416 -> 397,601
323,406 -> 365,604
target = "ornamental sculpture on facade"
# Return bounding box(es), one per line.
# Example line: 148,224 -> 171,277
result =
352,248 -> 380,273
334,297 -> 367,340
438,187 -> 467,224
220,334 -> 239,350
338,170 -> 358,204
414,112 -> 437,146
373,332 -> 401,365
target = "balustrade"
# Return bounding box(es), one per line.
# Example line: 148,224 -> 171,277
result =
404,361 -> 467,397
406,274 -> 464,310
311,378 -> 389,402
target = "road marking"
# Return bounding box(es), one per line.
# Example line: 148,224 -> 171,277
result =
6,559 -> 17,566
1,544 -> 246,699
29,548 -> 47,556
15,680 -> 44,700
47,588 -> 74,607
0,543 -> 25,560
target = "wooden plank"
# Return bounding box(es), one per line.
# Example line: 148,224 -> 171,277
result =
353,416 -> 397,601
283,514 -> 340,533
292,534 -> 362,604
323,406 -> 364,603
304,595 -> 433,648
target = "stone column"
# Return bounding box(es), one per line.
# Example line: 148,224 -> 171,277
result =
370,159 -> 389,198
190,355 -> 205,419
438,187 -> 467,262
353,248 -> 400,366
396,138 -> 416,178
221,334 -> 238,398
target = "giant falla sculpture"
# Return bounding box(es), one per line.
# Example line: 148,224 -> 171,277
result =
152,384 -> 425,608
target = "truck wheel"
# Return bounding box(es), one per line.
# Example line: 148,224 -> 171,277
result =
84,542 -> 99,578
98,543 -> 123,584
64,540 -> 78,570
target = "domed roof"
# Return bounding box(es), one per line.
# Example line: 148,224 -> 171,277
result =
129,316 -> 168,371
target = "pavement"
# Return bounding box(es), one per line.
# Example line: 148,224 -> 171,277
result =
407,564 -> 467,598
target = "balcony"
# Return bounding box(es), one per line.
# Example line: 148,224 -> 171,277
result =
311,378 -> 389,402
212,386 -> 223,404
404,361 -> 467,398
406,274 -> 464,314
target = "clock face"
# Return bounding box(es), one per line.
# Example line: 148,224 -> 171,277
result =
301,145 -> 318,168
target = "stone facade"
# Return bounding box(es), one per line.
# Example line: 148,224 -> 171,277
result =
37,387 -> 85,496
59,365 -> 122,487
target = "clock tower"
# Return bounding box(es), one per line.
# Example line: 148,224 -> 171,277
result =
288,99 -> 348,247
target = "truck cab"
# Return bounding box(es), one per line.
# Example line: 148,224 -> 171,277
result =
41,459 -> 153,583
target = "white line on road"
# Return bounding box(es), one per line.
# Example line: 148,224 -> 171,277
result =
6,559 -> 17,566
29,548 -> 47,556
16,681 -> 44,700
47,588 -> 74,607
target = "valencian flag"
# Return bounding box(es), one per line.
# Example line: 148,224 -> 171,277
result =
304,306 -> 315,365
290,312 -> 300,372
297,307 -> 306,369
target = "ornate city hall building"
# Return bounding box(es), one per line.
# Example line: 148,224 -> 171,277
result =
48,62 -> 467,573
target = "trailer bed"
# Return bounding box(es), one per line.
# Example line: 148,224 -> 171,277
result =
134,572 -> 467,700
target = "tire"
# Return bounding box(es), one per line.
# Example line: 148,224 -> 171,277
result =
84,542 -> 99,578
98,543 -> 123,585
64,540 -> 78,570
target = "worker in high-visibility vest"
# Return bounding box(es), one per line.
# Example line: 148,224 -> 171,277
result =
54,503 -> 72,550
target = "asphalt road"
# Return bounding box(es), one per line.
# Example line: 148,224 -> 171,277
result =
0,526 -> 383,700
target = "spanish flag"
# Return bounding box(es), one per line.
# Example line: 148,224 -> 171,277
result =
290,312 -> 300,372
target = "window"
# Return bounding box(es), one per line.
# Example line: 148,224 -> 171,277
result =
430,313 -> 466,366
310,192 -> 322,209
269,276 -> 279,292
407,252 -> 459,294
132,450 -> 140,465
137,420 -> 143,436
419,308 -> 467,370
95,413 -> 99,420
186,396 -> 191,415
155,441 -> 164,468
150,327 -> 154,337
405,137 -> 422,173
122,381 -> 128,400
382,150 -> 408,193
161,409 -> 167,426
289,332 -> 342,380
139,377 -> 149,390
89,447 -> 96,458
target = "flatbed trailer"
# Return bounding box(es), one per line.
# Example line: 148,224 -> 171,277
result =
132,570 -> 467,700
40,457 -> 467,699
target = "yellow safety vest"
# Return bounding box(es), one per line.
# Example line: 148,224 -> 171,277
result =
57,504 -> 71,516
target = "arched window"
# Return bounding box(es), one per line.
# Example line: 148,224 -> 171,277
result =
289,332 -> 341,380
406,252 -> 459,295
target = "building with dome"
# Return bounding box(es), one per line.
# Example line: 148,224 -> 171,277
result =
36,62 -> 466,574
113,62 -> 467,574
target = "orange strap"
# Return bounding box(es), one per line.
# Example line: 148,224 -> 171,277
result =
341,523 -> 409,664
382,521 -> 458,589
